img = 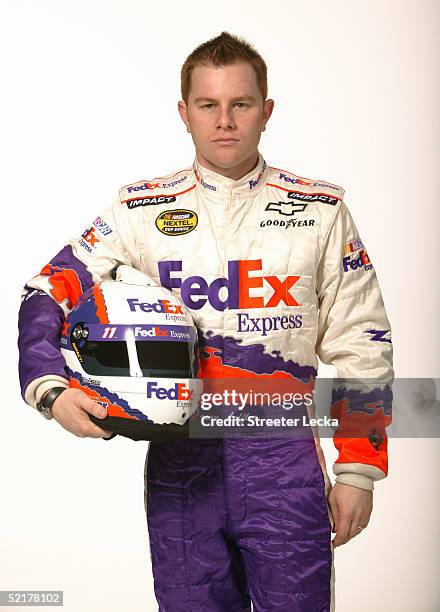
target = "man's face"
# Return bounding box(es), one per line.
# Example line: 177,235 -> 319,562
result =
178,62 -> 274,174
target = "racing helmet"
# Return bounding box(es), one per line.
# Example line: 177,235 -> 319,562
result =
60,266 -> 202,441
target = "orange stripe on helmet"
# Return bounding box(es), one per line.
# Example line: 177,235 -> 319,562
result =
70,379 -> 139,420
92,285 -> 109,324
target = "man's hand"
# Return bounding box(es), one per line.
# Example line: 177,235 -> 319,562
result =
328,482 -> 373,547
51,388 -> 114,439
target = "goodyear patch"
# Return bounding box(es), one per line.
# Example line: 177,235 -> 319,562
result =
156,209 -> 198,236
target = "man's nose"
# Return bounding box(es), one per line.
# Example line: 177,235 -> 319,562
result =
216,105 -> 236,128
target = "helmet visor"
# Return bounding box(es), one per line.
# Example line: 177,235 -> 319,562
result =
77,339 -> 196,378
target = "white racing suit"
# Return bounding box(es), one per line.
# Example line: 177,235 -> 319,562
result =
18,154 -> 393,611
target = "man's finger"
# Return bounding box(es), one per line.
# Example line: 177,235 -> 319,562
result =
79,397 -> 108,419
349,518 -> 369,540
332,517 -> 351,547
332,531 -> 350,547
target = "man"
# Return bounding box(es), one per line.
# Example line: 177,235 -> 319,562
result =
18,32 -> 393,611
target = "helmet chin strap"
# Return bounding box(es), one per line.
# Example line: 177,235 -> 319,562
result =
125,327 -> 143,377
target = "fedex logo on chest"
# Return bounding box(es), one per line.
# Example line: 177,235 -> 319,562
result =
158,259 -> 301,312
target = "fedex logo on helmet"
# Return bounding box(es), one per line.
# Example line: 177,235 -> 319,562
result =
135,326 -> 168,337
342,249 -> 373,272
146,381 -> 193,401
127,298 -> 184,314
158,259 -> 301,311
127,182 -> 160,193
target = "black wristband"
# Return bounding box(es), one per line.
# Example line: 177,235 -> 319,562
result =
36,386 -> 67,420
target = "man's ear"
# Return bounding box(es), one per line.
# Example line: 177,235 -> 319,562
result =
177,100 -> 191,133
261,98 -> 275,132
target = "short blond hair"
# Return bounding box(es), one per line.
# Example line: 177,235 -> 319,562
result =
181,31 -> 268,104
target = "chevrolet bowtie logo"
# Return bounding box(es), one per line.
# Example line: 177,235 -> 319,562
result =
265,201 -> 308,216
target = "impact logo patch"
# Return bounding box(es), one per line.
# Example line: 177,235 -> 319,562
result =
127,195 -> 176,209
156,209 -> 198,236
287,191 -> 338,205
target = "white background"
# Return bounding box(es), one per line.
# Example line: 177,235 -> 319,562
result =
1,0 -> 439,610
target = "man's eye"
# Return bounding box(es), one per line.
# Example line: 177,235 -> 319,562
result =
200,103 -> 248,109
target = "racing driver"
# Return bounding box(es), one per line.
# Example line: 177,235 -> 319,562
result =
18,32 -> 393,612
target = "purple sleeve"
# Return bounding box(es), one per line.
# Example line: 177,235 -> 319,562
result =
18,244 -> 94,400
18,291 -> 67,400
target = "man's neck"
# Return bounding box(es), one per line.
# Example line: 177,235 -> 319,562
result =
196,151 -> 260,181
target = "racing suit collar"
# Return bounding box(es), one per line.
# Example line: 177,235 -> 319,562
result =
193,152 -> 268,198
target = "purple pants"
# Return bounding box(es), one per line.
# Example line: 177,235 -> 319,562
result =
144,437 -> 332,611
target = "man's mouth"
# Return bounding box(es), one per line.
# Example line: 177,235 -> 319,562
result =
212,139 -> 240,144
